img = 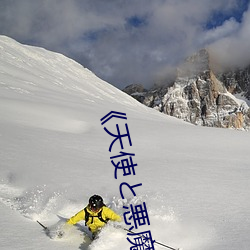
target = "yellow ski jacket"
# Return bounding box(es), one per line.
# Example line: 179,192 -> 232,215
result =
67,206 -> 121,233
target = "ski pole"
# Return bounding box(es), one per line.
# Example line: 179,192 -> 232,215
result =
123,228 -> 181,250
37,220 -> 48,231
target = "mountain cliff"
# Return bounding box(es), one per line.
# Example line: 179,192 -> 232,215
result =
123,49 -> 250,130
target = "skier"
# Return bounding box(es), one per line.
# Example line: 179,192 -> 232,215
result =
66,194 -> 122,239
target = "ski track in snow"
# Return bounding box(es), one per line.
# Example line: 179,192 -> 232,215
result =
0,179 -> 213,250
0,181 -> 96,249
0,181 -> 62,221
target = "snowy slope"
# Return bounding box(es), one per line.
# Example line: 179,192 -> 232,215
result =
0,36 -> 250,250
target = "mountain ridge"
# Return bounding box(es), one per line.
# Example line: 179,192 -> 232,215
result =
123,49 -> 250,130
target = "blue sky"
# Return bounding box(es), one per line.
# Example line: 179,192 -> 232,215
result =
0,0 -> 249,89
205,0 -> 249,28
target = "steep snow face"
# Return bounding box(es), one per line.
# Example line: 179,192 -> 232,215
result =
0,36 -> 250,250
0,35 -> 145,115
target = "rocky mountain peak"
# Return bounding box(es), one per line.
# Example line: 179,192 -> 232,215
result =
123,49 -> 250,130
177,48 -> 210,78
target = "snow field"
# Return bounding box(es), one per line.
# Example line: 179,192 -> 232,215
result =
0,36 -> 250,250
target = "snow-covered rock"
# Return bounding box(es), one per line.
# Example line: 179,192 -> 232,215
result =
124,49 -> 250,130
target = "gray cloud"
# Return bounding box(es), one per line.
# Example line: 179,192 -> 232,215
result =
0,0 -> 249,89
209,7 -> 250,69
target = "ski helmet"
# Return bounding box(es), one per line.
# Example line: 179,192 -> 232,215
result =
89,195 -> 104,210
